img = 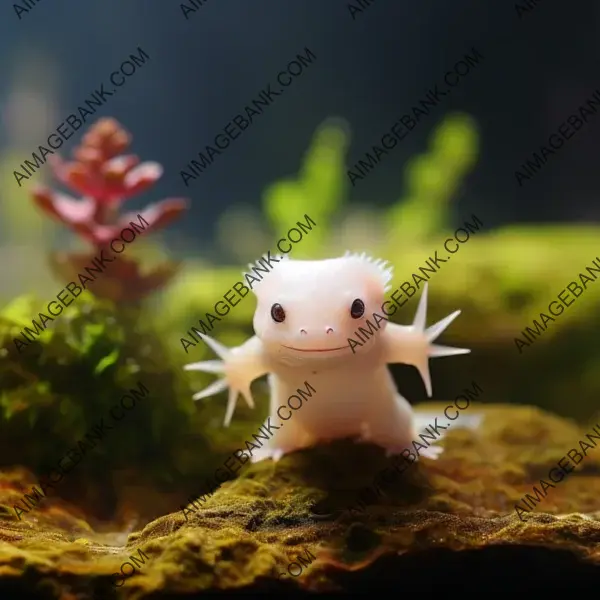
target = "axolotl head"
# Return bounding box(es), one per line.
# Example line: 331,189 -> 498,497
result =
251,252 -> 393,363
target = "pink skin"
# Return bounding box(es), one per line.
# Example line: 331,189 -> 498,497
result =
184,253 -> 471,463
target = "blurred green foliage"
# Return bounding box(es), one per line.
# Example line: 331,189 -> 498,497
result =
0,296 -> 214,486
263,120 -> 348,258
385,114 -> 478,245
161,114 -> 480,328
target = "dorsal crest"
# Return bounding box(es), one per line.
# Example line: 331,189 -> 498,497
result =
343,251 -> 393,292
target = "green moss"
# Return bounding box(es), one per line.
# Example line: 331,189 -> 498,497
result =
1,404 -> 598,594
0,295 -> 239,519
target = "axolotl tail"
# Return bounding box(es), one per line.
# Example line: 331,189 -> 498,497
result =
411,411 -> 484,460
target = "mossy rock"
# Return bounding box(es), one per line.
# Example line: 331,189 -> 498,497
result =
1,403 -> 598,597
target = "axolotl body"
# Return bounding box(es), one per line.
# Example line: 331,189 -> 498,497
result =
184,253 -> 470,463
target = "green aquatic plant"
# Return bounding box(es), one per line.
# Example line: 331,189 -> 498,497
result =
263,120 -> 349,258
384,113 -> 478,247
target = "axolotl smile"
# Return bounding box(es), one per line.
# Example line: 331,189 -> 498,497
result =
281,344 -> 349,353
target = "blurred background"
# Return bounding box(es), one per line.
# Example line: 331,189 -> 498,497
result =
1,0 -> 600,526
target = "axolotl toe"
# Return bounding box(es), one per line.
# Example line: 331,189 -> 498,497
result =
184,252 -> 471,464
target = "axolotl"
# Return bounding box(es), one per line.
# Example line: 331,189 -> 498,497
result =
184,252 -> 471,464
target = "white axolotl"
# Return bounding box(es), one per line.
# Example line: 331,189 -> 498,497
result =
184,252 -> 471,464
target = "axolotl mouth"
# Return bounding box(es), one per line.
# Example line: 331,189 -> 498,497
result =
281,345 -> 349,353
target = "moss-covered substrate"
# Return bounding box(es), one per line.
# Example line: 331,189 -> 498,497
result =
1,403 -> 599,598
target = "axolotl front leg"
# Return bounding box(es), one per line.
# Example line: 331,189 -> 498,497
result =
363,283 -> 470,460
184,335 -> 268,426
184,334 -> 313,463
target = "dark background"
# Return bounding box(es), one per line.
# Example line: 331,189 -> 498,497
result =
2,0 -> 599,250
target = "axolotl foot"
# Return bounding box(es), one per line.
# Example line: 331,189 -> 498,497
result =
251,429 -> 446,464
382,441 -> 444,460
249,415 -> 321,464
249,446 -> 285,464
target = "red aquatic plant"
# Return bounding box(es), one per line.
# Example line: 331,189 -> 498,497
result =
31,118 -> 188,303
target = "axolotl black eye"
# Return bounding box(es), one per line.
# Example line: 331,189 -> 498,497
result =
271,303 -> 286,323
350,298 -> 365,319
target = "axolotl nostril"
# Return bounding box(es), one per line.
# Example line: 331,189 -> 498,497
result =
184,252 -> 471,464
